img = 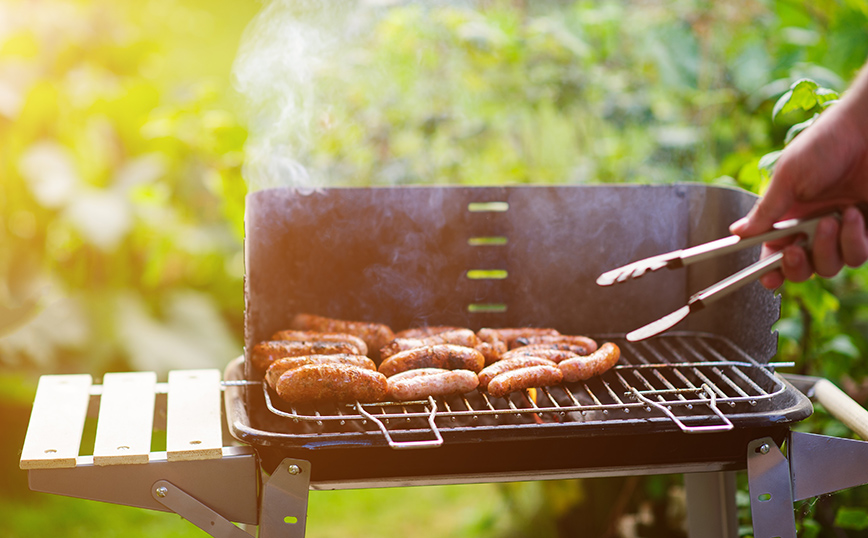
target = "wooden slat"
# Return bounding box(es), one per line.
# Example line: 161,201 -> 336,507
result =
93,372 -> 156,466
20,374 -> 93,470
166,369 -> 223,461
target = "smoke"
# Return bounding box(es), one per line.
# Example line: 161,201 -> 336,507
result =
232,0 -> 479,191
232,0 -> 364,191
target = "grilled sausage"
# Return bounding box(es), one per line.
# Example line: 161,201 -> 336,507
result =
269,330 -> 369,357
290,314 -> 395,358
395,326 -> 462,339
477,340 -> 508,365
478,357 -> 556,391
487,365 -> 563,398
558,343 -> 621,382
500,347 -> 581,364
265,354 -> 377,389
477,328 -> 560,348
380,329 -> 481,360
511,334 -> 598,355
378,344 -> 485,377
275,364 -> 388,404
251,340 -> 365,372
387,368 -> 479,401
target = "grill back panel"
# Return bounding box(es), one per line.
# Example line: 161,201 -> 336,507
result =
244,184 -> 778,375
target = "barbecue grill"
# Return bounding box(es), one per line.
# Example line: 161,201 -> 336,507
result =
19,184 -> 868,538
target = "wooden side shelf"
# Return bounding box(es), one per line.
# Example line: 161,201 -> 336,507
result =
20,369 -> 224,470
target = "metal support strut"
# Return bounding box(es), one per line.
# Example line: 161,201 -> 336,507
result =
151,480 -> 252,538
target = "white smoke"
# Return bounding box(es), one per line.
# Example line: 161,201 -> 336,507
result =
232,0 -> 477,191
232,0 -> 360,191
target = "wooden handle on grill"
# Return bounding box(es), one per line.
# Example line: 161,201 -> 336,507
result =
813,378 -> 868,441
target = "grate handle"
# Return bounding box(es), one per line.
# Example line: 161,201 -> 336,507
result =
356,397 -> 444,450
630,384 -> 734,434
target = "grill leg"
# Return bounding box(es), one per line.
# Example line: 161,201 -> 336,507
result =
684,471 -> 737,538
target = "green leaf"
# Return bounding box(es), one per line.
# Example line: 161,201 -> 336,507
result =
815,88 -> 840,105
784,114 -> 818,145
772,79 -> 819,121
757,150 -> 782,178
819,334 -> 861,359
798,517 -> 821,538
834,506 -> 868,530
771,89 -> 792,121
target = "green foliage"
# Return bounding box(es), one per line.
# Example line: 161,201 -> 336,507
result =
834,506 -> 868,530
0,0 -> 250,376
3,0 -> 868,536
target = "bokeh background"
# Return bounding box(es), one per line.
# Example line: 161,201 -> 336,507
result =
2,0 -> 868,536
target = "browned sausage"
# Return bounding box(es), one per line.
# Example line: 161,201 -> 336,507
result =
478,357 -> 556,391
477,328 -> 560,348
559,343 -> 621,382
378,344 -> 485,377
392,325 -> 508,364
395,326 -> 462,339
477,340 -> 508,365
387,368 -> 479,401
290,314 -> 395,357
265,354 -> 377,389
275,364 -> 388,404
269,330 -> 369,356
380,329 -> 481,360
251,340 -> 365,372
487,365 -> 563,398
511,334 -> 598,355
501,347 -> 581,364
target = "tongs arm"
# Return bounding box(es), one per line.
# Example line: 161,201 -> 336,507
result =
675,214 -> 824,269
615,213 -> 834,341
688,250 -> 784,309
596,214 -> 826,287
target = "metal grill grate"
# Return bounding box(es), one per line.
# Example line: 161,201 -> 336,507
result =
257,333 -> 791,448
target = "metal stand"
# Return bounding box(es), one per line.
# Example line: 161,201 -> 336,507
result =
684,471 -> 738,538
22,370 -> 868,538
745,431 -> 868,538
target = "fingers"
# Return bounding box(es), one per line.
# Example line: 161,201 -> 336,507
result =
730,178 -> 797,238
756,245 -> 813,289
840,206 -> 868,267
781,244 -> 814,283
757,206 -> 868,289
811,216 -> 843,278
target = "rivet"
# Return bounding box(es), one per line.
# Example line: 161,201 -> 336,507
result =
759,443 -> 770,454
287,464 -> 302,475
155,486 -> 168,498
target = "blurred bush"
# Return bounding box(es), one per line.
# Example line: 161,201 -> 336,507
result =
0,0 -> 253,378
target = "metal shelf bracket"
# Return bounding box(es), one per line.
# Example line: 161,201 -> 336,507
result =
259,458 -> 312,538
746,437 -> 796,538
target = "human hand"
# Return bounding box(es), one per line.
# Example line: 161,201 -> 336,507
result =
729,66 -> 868,289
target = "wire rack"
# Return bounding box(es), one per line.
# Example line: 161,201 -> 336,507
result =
254,333 -> 791,449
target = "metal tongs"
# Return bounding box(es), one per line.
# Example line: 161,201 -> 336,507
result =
597,212 -> 835,342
